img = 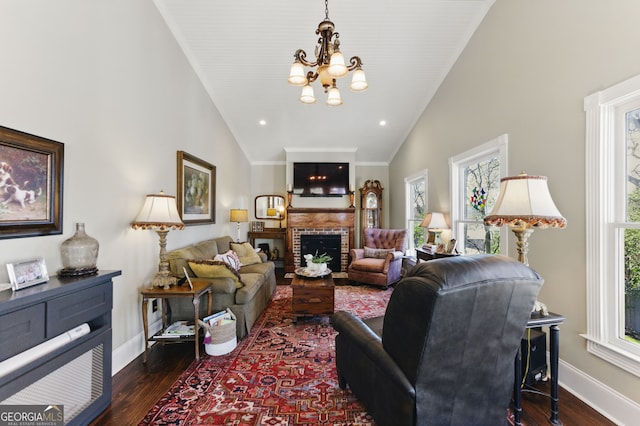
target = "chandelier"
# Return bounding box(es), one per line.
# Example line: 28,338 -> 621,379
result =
287,0 -> 368,106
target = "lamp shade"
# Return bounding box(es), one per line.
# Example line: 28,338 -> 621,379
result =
484,173 -> 566,229
131,192 -> 184,231
230,209 -> 249,223
420,212 -> 448,230
266,208 -> 277,217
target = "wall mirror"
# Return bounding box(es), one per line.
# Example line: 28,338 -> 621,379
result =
255,195 -> 286,220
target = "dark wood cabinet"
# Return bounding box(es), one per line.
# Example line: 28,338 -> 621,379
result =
0,270 -> 120,425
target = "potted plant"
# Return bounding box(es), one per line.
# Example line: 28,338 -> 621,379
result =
304,250 -> 332,274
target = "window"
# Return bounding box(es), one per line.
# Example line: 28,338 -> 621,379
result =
585,74 -> 640,376
405,170 -> 427,254
449,135 -> 508,255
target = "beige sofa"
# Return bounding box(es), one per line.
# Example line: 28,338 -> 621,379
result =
166,236 -> 276,339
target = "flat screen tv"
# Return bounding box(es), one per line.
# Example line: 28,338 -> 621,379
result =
293,162 -> 349,197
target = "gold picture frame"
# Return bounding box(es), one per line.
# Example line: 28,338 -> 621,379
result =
177,151 -> 216,225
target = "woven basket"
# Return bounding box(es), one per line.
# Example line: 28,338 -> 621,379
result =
199,308 -> 237,344
209,319 -> 236,344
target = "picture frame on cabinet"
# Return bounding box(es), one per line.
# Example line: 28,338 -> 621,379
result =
177,151 -> 216,225
0,126 -> 64,240
7,257 -> 49,291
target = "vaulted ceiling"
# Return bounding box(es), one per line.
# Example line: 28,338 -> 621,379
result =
154,0 -> 494,164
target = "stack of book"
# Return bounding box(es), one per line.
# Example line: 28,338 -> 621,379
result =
156,320 -> 195,339
421,244 -> 438,254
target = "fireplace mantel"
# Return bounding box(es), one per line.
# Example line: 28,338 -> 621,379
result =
285,207 -> 355,273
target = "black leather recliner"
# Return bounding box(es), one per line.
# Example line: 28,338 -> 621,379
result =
331,254 -> 543,426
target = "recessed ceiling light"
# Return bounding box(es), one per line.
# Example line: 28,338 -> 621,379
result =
379,120 -> 387,127
258,119 -> 267,126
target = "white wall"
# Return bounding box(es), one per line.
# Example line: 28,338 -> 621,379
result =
389,0 -> 640,411
0,0 -> 250,371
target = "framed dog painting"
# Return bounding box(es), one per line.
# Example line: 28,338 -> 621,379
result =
0,126 -> 64,239
177,151 -> 215,225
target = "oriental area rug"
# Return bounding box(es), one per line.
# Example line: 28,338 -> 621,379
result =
141,284 -> 393,425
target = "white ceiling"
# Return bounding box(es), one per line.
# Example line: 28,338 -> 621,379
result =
154,0 -> 495,164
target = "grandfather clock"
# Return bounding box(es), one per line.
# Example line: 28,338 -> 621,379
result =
360,180 -> 383,239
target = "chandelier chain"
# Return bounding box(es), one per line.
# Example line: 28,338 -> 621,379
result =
325,0 -> 329,20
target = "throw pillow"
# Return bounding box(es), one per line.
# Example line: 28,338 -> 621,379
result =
230,242 -> 262,266
188,259 -> 244,288
214,250 -> 241,271
364,246 -> 394,259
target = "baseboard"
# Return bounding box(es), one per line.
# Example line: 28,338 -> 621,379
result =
112,318 -> 162,375
559,358 -> 640,425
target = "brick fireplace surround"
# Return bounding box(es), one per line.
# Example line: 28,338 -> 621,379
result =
285,207 -> 356,273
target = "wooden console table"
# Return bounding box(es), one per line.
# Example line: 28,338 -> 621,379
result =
140,280 -> 213,363
248,228 -> 286,267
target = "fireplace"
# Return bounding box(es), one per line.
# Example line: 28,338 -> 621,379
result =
300,234 -> 342,272
285,207 -> 355,273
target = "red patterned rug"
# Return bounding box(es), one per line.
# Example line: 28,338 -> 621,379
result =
141,284 -> 393,425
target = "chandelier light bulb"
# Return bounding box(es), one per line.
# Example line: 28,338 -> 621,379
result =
328,51 -> 348,78
350,68 -> 368,92
300,83 -> 316,104
288,61 -> 307,86
326,83 -> 343,106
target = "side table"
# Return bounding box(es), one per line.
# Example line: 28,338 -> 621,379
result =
415,248 -> 459,262
513,311 -> 565,425
141,280 -> 213,363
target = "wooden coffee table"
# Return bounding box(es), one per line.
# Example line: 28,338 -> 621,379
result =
291,273 -> 335,323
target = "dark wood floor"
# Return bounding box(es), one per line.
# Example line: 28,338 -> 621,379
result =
91,279 -> 616,426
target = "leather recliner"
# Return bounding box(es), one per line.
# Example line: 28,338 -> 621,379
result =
332,254 -> 543,426
347,228 -> 408,287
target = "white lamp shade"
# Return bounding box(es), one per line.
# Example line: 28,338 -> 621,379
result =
484,173 -> 566,229
132,193 -> 184,230
328,51 -> 348,78
420,212 -> 448,230
300,83 -> 316,104
326,86 -> 343,106
229,209 -> 249,223
288,61 -> 307,86
350,68 -> 368,91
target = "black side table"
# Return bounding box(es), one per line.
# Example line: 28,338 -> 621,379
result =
513,311 -> 565,425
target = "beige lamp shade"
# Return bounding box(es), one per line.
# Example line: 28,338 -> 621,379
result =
131,192 -> 184,231
484,173 -> 566,229
229,209 -> 249,223
420,212 -> 448,230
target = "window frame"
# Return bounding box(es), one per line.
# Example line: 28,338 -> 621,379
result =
584,74 -> 640,377
449,135 -> 509,255
405,169 -> 428,255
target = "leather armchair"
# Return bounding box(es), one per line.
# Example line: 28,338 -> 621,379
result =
332,255 -> 543,426
348,228 -> 408,287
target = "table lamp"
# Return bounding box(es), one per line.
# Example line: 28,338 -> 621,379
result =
132,191 -> 184,289
420,212 -> 448,247
230,209 -> 248,242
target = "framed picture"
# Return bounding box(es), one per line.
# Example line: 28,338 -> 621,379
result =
7,257 -> 49,291
0,126 -> 64,239
177,151 -> 216,225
